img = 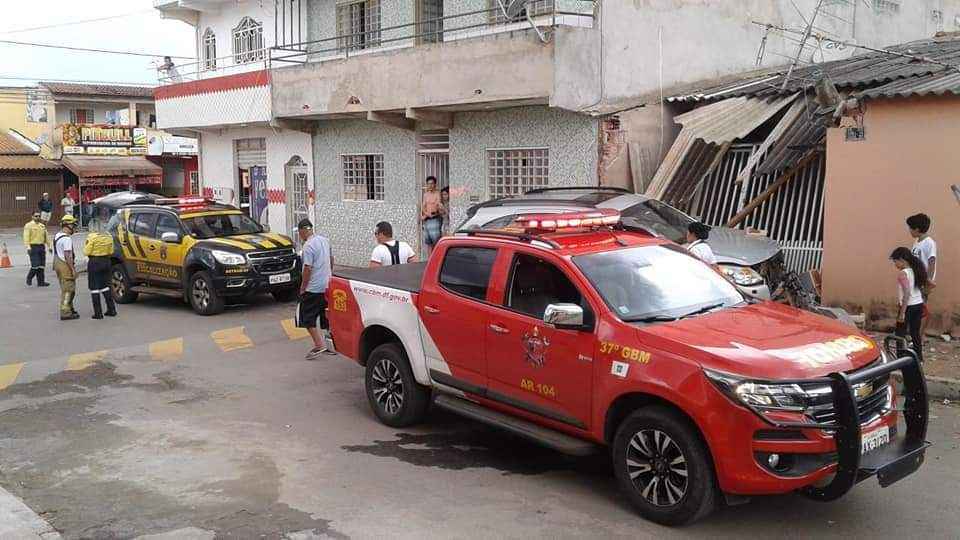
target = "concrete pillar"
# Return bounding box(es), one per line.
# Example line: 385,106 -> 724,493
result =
128,102 -> 137,126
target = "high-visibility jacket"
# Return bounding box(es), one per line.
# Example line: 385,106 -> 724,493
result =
23,221 -> 50,248
83,232 -> 114,257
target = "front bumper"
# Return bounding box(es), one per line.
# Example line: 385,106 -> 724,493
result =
706,339 -> 929,497
735,281 -> 771,301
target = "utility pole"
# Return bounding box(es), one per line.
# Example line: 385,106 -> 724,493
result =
781,0 -> 825,91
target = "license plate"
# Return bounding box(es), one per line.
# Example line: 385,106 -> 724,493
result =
269,273 -> 291,285
861,426 -> 890,455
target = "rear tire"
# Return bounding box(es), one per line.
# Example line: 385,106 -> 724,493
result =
364,343 -> 430,428
111,264 -> 138,304
188,271 -> 224,315
612,406 -> 718,526
272,288 -> 297,303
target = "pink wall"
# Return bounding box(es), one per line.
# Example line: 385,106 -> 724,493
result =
823,95 -> 959,328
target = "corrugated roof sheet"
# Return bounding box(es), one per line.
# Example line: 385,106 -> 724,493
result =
857,71 -> 960,99
0,155 -> 61,171
675,94 -> 798,143
0,131 -> 36,155
669,34 -> 960,103
40,82 -> 154,99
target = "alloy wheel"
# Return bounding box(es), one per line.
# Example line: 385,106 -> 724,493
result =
111,269 -> 125,297
626,429 -> 689,507
192,278 -> 210,309
370,358 -> 404,416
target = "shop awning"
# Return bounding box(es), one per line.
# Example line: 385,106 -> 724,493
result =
62,155 -> 162,179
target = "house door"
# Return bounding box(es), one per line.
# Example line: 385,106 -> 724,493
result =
417,130 -> 449,257
285,155 -> 310,245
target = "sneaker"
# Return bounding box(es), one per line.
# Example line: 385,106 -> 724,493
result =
38,282 -> 50,287
60,313 -> 80,321
305,346 -> 328,360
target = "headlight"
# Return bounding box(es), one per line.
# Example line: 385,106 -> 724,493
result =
720,265 -> 764,286
704,369 -> 809,412
212,250 -> 247,266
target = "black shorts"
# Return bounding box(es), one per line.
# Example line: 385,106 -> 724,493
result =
296,292 -> 328,330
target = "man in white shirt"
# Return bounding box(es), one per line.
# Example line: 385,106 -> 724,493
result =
370,221 -> 415,267
61,193 -> 76,219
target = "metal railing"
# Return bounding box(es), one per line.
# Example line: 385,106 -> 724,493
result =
157,2 -> 596,84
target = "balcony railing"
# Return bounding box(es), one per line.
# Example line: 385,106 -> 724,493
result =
157,2 -> 596,85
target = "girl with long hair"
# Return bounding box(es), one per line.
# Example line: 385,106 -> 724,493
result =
889,247 -> 928,362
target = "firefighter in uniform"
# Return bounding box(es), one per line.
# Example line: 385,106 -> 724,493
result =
23,212 -> 51,287
53,214 -> 79,320
83,225 -> 117,319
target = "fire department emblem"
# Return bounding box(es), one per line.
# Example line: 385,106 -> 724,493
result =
332,289 -> 348,312
159,243 -> 168,260
522,326 -> 550,368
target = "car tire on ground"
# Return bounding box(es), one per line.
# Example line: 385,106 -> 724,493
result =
612,406 -> 718,526
188,270 -> 225,315
111,263 -> 138,304
364,343 -> 430,428
272,288 -> 297,303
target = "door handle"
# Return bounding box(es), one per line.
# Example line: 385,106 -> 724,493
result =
424,305 -> 441,314
489,323 -> 510,335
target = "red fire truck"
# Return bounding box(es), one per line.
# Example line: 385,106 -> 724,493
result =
325,209 -> 929,525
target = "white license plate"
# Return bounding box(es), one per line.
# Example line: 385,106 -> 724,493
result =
861,426 -> 890,455
269,273 -> 291,285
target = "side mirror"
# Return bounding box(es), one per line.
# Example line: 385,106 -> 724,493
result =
261,224 -> 271,232
161,231 -> 182,244
544,303 -> 585,330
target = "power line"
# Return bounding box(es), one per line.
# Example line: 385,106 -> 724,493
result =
0,9 -> 154,35
0,38 -> 194,60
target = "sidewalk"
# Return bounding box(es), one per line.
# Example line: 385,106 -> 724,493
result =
0,486 -> 60,539
0,229 -> 88,269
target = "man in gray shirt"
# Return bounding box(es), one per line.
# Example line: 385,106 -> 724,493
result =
295,218 -> 334,360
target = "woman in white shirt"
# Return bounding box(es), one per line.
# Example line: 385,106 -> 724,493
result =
686,222 -> 717,268
890,247 -> 927,363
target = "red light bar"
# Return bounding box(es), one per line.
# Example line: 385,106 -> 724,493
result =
514,209 -> 621,232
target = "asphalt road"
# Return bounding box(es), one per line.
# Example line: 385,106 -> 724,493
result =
0,265 -> 958,539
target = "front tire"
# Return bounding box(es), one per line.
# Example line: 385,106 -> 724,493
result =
364,343 -> 430,428
111,264 -> 138,304
188,271 -> 225,315
272,288 -> 297,303
612,406 -> 718,526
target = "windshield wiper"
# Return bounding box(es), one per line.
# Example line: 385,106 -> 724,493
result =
624,315 -> 678,323
677,302 -> 725,319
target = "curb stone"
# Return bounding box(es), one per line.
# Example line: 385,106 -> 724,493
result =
892,372 -> 960,401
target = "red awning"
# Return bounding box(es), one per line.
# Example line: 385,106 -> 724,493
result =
79,176 -> 161,187
62,155 -> 163,178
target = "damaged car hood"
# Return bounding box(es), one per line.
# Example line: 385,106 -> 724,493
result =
705,227 -> 781,266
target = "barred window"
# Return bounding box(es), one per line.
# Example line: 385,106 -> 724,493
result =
70,108 -> 94,124
872,0 -> 900,15
233,17 -> 264,64
418,0 -> 444,44
342,154 -> 384,201
487,148 -> 549,199
489,0 -> 554,23
337,0 -> 381,52
203,28 -> 217,70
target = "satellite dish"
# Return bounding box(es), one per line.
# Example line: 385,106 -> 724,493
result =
503,0 -> 529,19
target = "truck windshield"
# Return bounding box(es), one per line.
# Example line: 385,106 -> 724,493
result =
182,213 -> 262,239
573,245 -> 743,322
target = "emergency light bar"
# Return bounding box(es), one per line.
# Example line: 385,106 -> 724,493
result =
155,197 -> 215,207
514,208 -> 621,233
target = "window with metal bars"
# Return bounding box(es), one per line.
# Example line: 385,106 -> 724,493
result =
70,108 -> 94,124
418,0 -> 444,44
489,0 -> 554,23
337,0 -> 381,52
487,148 -> 549,199
189,171 -> 200,195
233,17 -> 265,64
342,154 -> 384,201
203,28 -> 217,70
872,0 -> 900,15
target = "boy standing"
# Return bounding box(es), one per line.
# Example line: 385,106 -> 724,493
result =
370,221 -> 415,267
296,219 -> 335,360
906,213 -> 937,334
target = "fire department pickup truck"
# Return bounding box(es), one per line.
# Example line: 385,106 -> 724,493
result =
325,209 -> 929,525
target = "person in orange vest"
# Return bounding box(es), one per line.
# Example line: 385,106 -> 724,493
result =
23,212 -> 51,287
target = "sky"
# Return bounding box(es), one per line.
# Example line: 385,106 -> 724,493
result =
0,0 -> 195,87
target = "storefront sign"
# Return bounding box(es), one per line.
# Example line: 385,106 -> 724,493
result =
210,186 -> 236,205
61,124 -> 148,156
147,134 -> 198,156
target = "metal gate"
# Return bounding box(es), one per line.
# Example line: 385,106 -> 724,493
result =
417,130 -> 449,256
285,155 -> 310,244
690,144 -> 825,273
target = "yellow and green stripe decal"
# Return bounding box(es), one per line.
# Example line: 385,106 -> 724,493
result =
261,233 -> 293,247
236,235 -> 277,249
206,238 -> 258,250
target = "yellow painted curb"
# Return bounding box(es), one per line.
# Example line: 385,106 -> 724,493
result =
281,318 -> 310,341
211,326 -> 253,352
149,338 -> 184,362
0,362 -> 24,390
67,350 -> 107,371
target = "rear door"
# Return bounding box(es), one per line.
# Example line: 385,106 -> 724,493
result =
484,248 -> 596,431
418,243 -> 502,393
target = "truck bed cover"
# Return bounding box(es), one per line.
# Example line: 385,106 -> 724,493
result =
334,262 -> 426,293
